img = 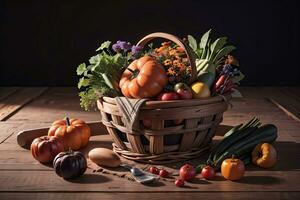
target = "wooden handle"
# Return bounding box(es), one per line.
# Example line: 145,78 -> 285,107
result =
17,121 -> 108,150
137,32 -> 197,84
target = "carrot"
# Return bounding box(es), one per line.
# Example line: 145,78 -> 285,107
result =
215,75 -> 227,89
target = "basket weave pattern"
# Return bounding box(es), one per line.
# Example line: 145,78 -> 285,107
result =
98,95 -> 230,164
97,32 -> 231,164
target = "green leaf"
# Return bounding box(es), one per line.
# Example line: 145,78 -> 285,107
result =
89,54 -> 100,65
78,77 -> 90,89
113,53 -> 126,67
205,39 -> 211,60
187,35 -> 197,51
209,37 -> 227,60
199,29 -> 211,49
91,56 -> 105,71
195,48 -> 203,58
96,41 -> 111,51
212,45 -> 236,63
76,63 -> 86,75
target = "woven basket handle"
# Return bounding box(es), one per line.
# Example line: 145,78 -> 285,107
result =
137,32 -> 197,84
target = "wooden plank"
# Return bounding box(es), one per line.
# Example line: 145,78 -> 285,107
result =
0,87 -> 48,121
7,87 -> 100,123
241,87 -> 300,122
0,87 -> 19,101
0,192 -> 299,200
0,170 -> 299,192
0,122 -> 21,143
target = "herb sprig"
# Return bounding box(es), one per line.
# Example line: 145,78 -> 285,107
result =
77,40 -> 142,110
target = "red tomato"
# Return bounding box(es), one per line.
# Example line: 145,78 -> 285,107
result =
201,166 -> 215,180
157,92 -> 179,101
175,179 -> 185,187
159,169 -> 169,178
149,166 -> 159,175
179,164 -> 196,181
30,136 -> 64,163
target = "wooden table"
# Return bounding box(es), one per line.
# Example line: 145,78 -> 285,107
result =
0,87 -> 300,200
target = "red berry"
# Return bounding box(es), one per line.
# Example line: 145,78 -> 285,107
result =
175,179 -> 185,187
159,169 -> 169,178
149,166 -> 159,175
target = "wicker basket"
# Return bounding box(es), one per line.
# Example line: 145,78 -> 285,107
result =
97,33 -> 231,164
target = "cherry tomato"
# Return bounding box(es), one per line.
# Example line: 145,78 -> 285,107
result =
175,179 -> 185,187
149,166 -> 159,175
159,169 -> 169,178
201,165 -> 215,180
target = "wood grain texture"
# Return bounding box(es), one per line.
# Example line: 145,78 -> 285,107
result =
0,87 -> 300,199
241,87 -> 300,122
0,170 -> 299,192
0,87 -> 47,121
0,87 -> 19,101
0,192 -> 299,200
7,87 -> 100,123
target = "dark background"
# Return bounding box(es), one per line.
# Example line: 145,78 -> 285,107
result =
0,0 -> 299,86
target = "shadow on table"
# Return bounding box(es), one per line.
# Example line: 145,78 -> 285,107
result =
66,173 -> 111,184
235,175 -> 284,185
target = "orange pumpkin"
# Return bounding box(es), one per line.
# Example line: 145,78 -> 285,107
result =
252,143 -> 277,168
119,56 -> 168,98
48,117 -> 90,150
221,156 -> 245,181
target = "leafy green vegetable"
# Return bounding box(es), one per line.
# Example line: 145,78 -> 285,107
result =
77,41 -> 131,110
96,41 -> 111,51
187,30 -> 240,87
199,29 -> 211,50
76,63 -> 87,75
209,37 -> 227,60
187,35 -> 197,51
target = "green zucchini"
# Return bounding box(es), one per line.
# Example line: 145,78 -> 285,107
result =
212,126 -> 258,163
213,124 -> 277,169
207,118 -> 260,165
223,123 -> 243,138
211,118 -> 261,163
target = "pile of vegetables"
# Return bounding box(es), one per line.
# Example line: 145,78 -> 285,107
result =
200,117 -> 278,171
76,30 -> 245,110
30,117 -> 90,179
